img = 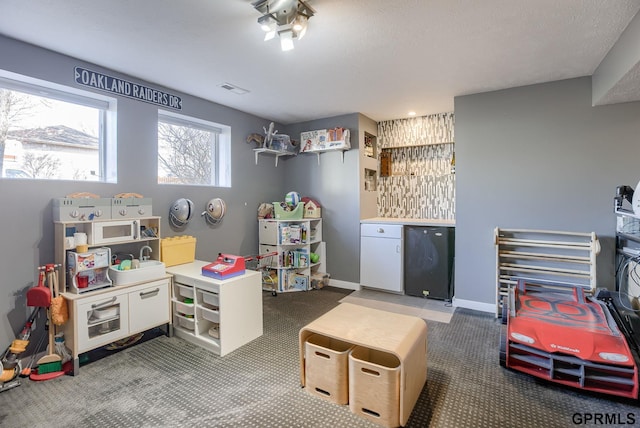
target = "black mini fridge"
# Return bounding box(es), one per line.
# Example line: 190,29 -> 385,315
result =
404,226 -> 455,300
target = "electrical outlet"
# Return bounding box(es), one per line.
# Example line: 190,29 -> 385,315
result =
422,290 -> 429,297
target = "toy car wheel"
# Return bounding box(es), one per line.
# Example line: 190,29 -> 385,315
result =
499,329 -> 507,368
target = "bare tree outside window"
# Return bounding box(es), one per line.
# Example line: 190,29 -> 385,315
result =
0,89 -> 36,174
157,120 -> 216,185
21,152 -> 62,179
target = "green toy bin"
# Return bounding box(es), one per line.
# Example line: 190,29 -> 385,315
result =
273,202 -> 305,220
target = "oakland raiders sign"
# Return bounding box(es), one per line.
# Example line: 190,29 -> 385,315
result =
74,67 -> 182,110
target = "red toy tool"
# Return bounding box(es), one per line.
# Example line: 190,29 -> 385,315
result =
26,268 -> 51,308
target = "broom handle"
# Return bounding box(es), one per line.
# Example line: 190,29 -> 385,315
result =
47,268 -> 56,356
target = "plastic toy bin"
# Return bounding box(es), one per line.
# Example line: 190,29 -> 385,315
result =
348,346 -> 401,427
161,235 -> 196,267
273,202 -> 304,220
304,334 -> 353,404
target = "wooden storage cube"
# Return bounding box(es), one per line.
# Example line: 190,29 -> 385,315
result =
304,334 -> 353,405
349,346 -> 401,428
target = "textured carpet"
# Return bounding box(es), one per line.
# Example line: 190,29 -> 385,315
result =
339,289 -> 454,323
1,286 -> 639,427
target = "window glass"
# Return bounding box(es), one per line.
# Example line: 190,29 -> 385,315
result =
0,72 -> 115,181
158,111 -> 230,187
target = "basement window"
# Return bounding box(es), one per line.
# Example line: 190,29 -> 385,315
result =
157,110 -> 231,187
0,70 -> 116,182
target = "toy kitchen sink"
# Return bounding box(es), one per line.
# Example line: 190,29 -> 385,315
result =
109,260 -> 167,286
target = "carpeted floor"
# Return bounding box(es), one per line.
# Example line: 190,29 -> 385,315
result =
339,288 -> 454,323
1,286 -> 639,427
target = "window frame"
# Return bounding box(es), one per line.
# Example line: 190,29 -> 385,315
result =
0,69 -> 117,182
157,109 -> 231,187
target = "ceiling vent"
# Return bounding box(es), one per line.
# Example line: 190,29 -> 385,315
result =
217,82 -> 249,95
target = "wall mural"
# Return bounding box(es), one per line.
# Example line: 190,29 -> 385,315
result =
377,113 -> 455,219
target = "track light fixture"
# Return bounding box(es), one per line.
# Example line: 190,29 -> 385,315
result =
252,0 -> 315,51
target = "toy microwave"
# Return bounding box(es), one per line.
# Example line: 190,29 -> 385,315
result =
89,219 -> 140,245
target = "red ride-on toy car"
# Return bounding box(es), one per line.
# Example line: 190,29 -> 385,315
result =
500,280 -> 639,399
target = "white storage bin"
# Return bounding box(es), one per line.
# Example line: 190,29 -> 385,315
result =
259,221 -> 279,245
92,306 -> 119,320
200,306 -> 220,323
174,300 -> 194,316
175,314 -> 195,331
176,283 -> 194,299
200,290 -> 219,307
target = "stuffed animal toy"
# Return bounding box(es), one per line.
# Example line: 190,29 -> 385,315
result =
257,202 -> 274,219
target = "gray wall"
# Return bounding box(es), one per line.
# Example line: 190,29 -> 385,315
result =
454,77 -> 640,309
0,36 -> 286,346
283,114 -> 362,284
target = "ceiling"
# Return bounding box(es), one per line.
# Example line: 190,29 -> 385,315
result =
1,0 -> 639,124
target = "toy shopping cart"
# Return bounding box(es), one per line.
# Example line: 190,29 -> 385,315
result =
245,252 -> 278,296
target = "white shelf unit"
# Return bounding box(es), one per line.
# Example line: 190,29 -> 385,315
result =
258,218 -> 326,293
300,128 -> 351,164
253,148 -> 296,167
494,228 -> 600,317
301,144 -> 350,164
166,261 -> 263,356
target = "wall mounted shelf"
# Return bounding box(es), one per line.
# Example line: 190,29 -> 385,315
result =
253,148 -> 296,167
301,145 -> 349,164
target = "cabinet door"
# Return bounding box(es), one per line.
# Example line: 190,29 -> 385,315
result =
128,279 -> 170,334
360,235 -> 403,292
77,292 -> 129,353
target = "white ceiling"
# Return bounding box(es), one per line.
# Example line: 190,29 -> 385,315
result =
1,0 -> 639,124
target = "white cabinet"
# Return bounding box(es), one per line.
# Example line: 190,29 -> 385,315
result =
258,218 -> 326,293
359,224 -> 403,293
63,277 -> 171,374
166,261 -> 263,356
128,282 -> 171,333
76,291 -> 130,352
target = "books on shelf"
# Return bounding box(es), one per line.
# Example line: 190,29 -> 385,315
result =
279,270 -> 309,292
279,223 -> 307,244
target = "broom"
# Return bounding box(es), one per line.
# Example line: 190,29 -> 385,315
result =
34,267 -> 62,375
